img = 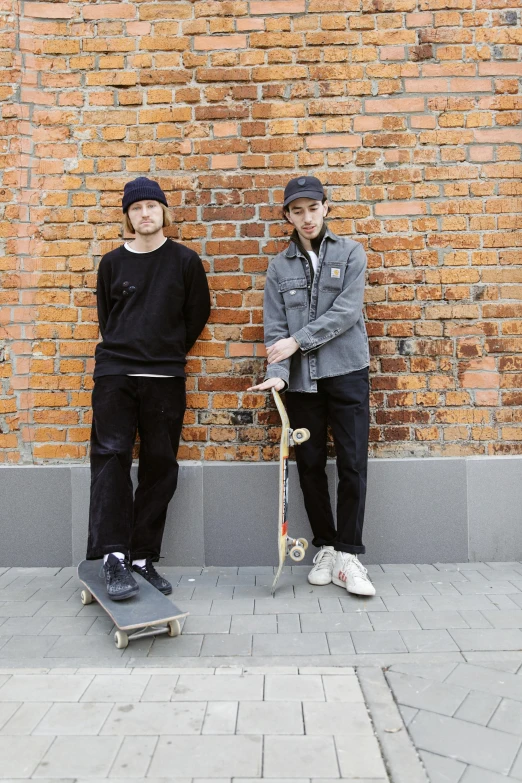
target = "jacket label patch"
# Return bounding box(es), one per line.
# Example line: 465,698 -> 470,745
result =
330,268 -> 341,279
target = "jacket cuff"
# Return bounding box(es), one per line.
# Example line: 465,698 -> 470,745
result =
291,327 -> 315,354
265,362 -> 289,389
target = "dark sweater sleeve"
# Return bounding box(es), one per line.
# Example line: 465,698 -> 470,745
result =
96,258 -> 112,338
183,252 -> 211,352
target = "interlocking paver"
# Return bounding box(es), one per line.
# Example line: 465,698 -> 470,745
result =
276,614 -> 301,634
408,709 -> 521,775
0,600 -> 45,617
148,735 -> 262,778
382,596 -> 432,612
481,611 -> 522,628
237,701 -> 303,734
0,616 -> 53,636
264,735 -> 339,778
39,616 -> 96,636
369,611 -> 421,631
0,635 -> 58,659
323,674 -> 364,703
456,582 -> 521,595
325,633 -> 356,655
489,698 -> 522,736
140,674 -> 179,701
230,615 -> 277,634
254,599 -> 320,615
210,600 -> 253,615
45,634 -> 125,659
148,634 -> 203,657
446,664 -> 522,701
413,611 -> 470,630
101,701 -> 206,734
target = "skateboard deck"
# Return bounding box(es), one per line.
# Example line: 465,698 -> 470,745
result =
271,389 -> 310,595
78,559 -> 188,649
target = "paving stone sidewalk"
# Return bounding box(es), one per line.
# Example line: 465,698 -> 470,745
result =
2,561 -> 522,781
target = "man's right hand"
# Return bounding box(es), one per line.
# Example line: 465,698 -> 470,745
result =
247,377 -> 285,392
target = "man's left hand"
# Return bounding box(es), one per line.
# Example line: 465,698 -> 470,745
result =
266,337 -> 299,365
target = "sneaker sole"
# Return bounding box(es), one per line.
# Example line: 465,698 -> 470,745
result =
107,585 -> 139,601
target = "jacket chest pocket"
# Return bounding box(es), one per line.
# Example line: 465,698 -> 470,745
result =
279,278 -> 308,310
319,261 -> 347,293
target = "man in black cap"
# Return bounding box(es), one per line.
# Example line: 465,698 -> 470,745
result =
87,177 -> 210,600
249,176 -> 375,596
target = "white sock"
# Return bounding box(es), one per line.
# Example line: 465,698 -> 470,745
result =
104,552 -> 125,564
132,559 -> 146,568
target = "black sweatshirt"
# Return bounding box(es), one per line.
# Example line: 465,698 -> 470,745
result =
94,239 -> 210,379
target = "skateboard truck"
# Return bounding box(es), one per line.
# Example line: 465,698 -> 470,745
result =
271,388 -> 311,595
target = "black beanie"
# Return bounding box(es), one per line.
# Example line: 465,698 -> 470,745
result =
122,177 -> 168,213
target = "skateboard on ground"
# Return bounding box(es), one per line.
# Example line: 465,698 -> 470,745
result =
271,388 -> 310,595
77,559 -> 188,649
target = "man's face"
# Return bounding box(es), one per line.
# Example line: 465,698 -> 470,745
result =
284,197 -> 328,242
128,200 -> 164,235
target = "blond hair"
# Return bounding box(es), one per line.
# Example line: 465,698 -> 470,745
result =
124,203 -> 172,235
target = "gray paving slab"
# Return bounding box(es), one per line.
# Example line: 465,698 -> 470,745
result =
386,671 -> 468,716
449,629 -> 522,652
254,599 -> 320,615
459,610 -> 494,629
323,675 -> 365,703
413,611 -> 471,630
172,674 -> 263,701
300,612 -> 372,632
109,734 -> 158,778
369,611 -> 421,631
44,635 -> 125,659
489,697 -> 522,736
400,630 -> 461,653
80,674 -> 151,702
264,735 -> 340,778
0,673 -> 92,701
148,735 -> 262,778
461,766 -> 522,782
253,632 -> 329,657
200,634 -> 253,657
39,616 -> 96,636
0,616 -> 53,636
34,735 -> 123,778
454,690 -> 502,727
33,702 -> 112,735
265,674 -> 325,701
101,701 -> 206,735
426,595 -> 501,611
325,633 -> 356,655
202,701 -> 238,734
0,635 -> 59,659
480,610 -> 522,628
210,600 -> 254,615
456,581 -> 521,595
230,615 -> 277,634
0,600 -> 45,617
0,702 -> 51,735
383,596 -> 433,612
140,674 -> 179,701
237,701 -> 304,734
276,614 -> 302,634
148,635 -> 203,658
182,615 -> 231,634
408,710 -> 521,775
446,664 -> 522,701
336,734 -> 389,779
419,749 -> 466,783
0,734 -> 53,777
303,701 -> 373,735
352,631 -> 408,654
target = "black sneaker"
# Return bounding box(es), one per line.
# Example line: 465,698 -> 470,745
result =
102,554 -> 139,601
132,559 -> 172,595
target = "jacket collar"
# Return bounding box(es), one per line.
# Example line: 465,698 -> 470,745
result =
285,224 -> 339,259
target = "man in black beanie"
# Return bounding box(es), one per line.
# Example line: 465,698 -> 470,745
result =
87,177 -> 210,600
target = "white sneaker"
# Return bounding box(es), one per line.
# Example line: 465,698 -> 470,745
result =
332,552 -> 376,596
308,546 -> 336,586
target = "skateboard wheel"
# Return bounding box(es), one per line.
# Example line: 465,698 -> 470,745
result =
167,619 -> 181,637
297,538 -> 308,551
289,545 -> 305,562
293,428 -> 310,444
80,589 -> 93,606
114,630 -> 128,649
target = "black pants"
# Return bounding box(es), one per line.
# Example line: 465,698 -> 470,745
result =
285,368 -> 369,555
87,375 -> 186,562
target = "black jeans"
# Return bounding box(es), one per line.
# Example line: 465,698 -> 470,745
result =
285,368 -> 369,555
87,375 -> 186,562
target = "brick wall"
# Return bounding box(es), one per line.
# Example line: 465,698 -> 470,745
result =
1,0 -> 521,464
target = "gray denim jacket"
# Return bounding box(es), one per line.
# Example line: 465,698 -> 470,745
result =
263,227 -> 369,393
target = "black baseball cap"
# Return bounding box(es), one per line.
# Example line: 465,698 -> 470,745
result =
283,176 -> 325,208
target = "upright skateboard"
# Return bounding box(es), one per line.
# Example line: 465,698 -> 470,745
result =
271,388 -> 310,595
78,560 -> 188,649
